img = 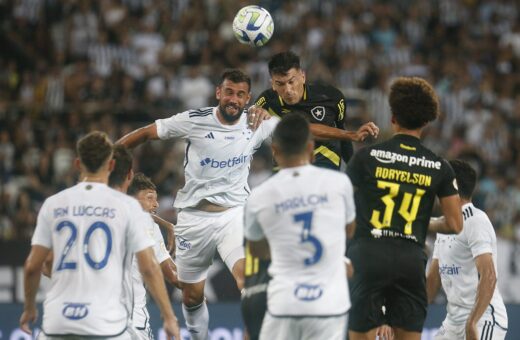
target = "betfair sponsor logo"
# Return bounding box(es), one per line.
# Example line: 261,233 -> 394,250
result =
370,149 -> 442,169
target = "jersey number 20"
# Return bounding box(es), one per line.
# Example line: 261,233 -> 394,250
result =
56,220 -> 112,271
294,211 -> 323,266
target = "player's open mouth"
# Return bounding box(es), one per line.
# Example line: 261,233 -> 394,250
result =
226,105 -> 239,114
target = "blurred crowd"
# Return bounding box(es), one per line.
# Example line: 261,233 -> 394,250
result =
0,0 -> 519,250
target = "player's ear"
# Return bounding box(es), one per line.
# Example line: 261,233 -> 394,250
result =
74,158 -> 81,171
216,85 -> 221,100
108,159 -> 115,172
127,169 -> 134,181
307,139 -> 315,162
271,143 -> 280,163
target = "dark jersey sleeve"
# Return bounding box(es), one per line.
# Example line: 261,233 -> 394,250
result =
329,86 -> 355,163
254,90 -> 281,118
437,159 -> 459,197
345,148 -> 365,187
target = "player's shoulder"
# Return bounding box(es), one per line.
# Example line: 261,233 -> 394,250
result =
462,204 -> 494,231
308,83 -> 344,100
255,89 -> 279,108
186,106 -> 214,119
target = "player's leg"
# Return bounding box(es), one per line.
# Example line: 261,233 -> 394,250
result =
300,314 -> 348,340
347,239 -> 391,339
433,322 -> 462,340
241,288 -> 268,340
386,240 -> 428,340
181,280 -> 209,340
216,206 -> 246,290
259,314 -> 301,340
174,208 -> 218,340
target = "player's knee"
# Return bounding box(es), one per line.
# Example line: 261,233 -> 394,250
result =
182,287 -> 204,307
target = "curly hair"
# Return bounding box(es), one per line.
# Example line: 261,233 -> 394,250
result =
389,77 -> 439,130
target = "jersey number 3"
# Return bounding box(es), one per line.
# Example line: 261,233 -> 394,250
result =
370,180 -> 425,234
294,211 -> 323,266
56,220 -> 113,271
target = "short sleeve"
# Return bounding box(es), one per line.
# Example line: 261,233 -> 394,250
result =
466,215 -> 494,258
244,194 -> 265,241
31,199 -> 52,248
346,149 -> 365,187
437,159 -> 458,198
155,110 -> 193,140
151,223 -> 171,264
126,201 -> 155,253
343,174 -> 356,224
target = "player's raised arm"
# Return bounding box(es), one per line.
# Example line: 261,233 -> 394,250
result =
429,195 -> 463,234
136,247 -> 180,340
117,123 -> 159,149
309,121 -> 379,142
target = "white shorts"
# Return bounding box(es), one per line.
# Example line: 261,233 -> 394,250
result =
132,306 -> 154,340
259,313 -> 348,340
175,206 -> 245,283
38,329 -> 133,340
434,320 -> 507,340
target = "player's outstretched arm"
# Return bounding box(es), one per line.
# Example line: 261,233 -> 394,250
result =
466,253 -> 496,340
116,123 -> 159,149
136,247 -> 180,340
20,245 -> 50,334
426,258 -> 441,304
152,214 -> 176,255
309,122 -> 379,142
433,195 -> 463,234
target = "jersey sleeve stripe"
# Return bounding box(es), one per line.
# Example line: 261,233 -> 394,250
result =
189,108 -> 213,118
313,145 -> 340,166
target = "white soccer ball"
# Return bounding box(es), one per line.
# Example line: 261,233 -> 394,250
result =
232,5 -> 274,47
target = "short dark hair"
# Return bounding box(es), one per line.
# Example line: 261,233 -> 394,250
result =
127,172 -> 156,197
449,159 -> 477,200
389,77 -> 439,130
268,51 -> 301,76
220,69 -> 251,91
108,144 -> 133,187
273,113 -> 311,156
76,131 -> 113,173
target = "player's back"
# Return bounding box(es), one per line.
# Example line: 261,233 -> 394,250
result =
247,164 -> 355,316
347,134 -> 457,246
34,182 -> 154,336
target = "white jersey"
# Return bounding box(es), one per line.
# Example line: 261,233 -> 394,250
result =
433,203 -> 508,329
31,182 -> 154,336
244,165 -> 356,316
131,221 -> 171,328
156,107 -> 278,208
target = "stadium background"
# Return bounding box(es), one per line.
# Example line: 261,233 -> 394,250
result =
0,0 -> 519,338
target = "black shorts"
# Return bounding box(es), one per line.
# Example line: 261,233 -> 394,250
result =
241,287 -> 267,340
347,237 -> 428,333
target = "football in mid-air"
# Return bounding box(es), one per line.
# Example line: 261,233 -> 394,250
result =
232,5 -> 274,47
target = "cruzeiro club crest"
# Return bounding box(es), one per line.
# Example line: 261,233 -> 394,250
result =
310,106 -> 326,121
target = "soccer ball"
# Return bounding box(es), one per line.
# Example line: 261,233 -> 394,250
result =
232,5 -> 274,47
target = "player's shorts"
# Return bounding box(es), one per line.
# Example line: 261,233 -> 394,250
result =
434,320 -> 507,340
259,313 -> 348,340
175,206 -> 245,283
38,329 -> 133,340
347,237 -> 428,333
132,306 -> 154,340
241,283 -> 268,340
